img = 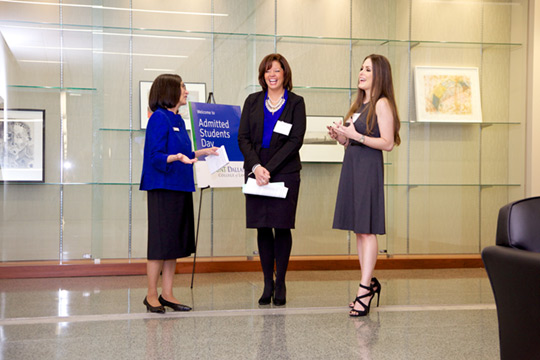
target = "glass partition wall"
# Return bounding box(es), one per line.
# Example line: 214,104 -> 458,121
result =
0,0 -> 527,262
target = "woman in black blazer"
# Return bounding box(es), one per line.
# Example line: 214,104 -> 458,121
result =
238,53 -> 306,306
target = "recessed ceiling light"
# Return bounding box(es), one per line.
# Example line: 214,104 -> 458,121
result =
0,0 -> 229,16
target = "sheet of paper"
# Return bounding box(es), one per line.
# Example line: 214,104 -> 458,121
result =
242,178 -> 289,198
206,145 -> 229,174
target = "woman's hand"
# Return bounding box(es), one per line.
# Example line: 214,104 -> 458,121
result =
203,146 -> 219,156
327,120 -> 349,146
334,118 -> 360,142
254,165 -> 270,186
194,146 -> 219,159
168,153 -> 197,164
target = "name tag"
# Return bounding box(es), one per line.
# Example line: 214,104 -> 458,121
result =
352,113 -> 360,123
173,127 -> 180,132
274,120 -> 292,136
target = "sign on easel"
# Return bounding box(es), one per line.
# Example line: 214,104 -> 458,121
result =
189,102 -> 244,188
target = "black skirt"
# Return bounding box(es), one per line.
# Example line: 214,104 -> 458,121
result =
147,189 -> 195,260
245,149 -> 301,229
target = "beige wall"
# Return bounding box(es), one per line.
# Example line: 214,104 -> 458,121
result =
528,0 -> 540,196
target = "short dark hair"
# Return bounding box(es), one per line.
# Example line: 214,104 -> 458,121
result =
148,74 -> 183,112
258,53 -> 293,92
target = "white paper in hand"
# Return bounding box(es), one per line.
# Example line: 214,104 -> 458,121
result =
242,178 -> 288,198
206,145 -> 229,174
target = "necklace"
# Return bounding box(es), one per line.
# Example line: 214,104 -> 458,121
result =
265,95 -> 285,114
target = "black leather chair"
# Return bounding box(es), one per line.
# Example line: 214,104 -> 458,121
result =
482,196 -> 540,360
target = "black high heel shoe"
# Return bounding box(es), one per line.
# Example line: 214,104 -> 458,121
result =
349,284 -> 373,317
143,296 -> 165,314
158,295 -> 192,312
273,283 -> 286,306
258,280 -> 274,305
371,277 -> 382,307
349,277 -> 381,308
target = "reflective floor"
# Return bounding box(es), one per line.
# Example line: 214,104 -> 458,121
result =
0,269 -> 499,359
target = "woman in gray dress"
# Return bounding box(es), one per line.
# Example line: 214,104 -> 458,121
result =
328,54 -> 401,317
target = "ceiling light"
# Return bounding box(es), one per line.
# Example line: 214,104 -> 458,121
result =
0,0 -> 228,16
144,68 -> 175,72
19,60 -> 62,64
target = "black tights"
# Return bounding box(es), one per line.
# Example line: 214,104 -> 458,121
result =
257,227 -> 292,286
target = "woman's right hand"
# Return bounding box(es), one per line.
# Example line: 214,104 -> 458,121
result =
254,165 -> 270,186
168,153 -> 197,164
327,120 -> 348,145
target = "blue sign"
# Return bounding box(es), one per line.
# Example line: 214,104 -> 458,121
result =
189,102 -> 244,188
189,102 -> 243,161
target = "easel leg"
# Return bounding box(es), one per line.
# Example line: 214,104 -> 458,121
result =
191,186 -> 208,289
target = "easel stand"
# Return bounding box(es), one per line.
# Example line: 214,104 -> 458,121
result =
190,185 -> 209,289
190,92 -> 216,289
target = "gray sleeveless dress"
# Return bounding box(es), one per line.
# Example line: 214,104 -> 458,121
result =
332,103 -> 385,234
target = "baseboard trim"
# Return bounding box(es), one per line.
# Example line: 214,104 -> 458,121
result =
0,255 -> 484,279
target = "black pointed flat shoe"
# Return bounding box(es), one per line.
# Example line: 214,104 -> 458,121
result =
158,295 -> 192,312
143,297 -> 165,314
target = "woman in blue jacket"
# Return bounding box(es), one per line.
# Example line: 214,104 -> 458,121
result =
140,74 -> 217,313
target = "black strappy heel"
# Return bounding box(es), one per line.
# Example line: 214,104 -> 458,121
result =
371,277 -> 381,307
349,284 -> 373,317
349,277 -> 381,308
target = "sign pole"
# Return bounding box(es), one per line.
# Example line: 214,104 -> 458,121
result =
190,185 -> 209,289
190,92 -> 216,289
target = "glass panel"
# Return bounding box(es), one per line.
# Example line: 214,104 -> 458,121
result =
63,92 -> 94,183
294,163 -> 349,255
90,185 -> 130,259
212,188 -> 247,256
409,186 -> 480,254
132,0 -> 213,33
0,0 -> 529,263
411,0 -> 483,43
63,185 -> 93,260
353,0 -> 408,41
99,131 -> 131,184
409,123 -> 481,185
0,24 -> 61,88
0,184 -> 60,261
278,0 -> 350,38
386,186 -> 408,255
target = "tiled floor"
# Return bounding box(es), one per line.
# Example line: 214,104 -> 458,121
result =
0,269 -> 499,359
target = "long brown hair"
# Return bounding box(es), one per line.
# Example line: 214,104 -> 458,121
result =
346,54 -> 401,145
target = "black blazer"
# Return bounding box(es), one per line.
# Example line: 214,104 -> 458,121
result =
238,91 -> 306,177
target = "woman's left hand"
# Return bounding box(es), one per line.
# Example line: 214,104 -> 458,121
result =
204,146 -> 219,156
195,146 -> 219,159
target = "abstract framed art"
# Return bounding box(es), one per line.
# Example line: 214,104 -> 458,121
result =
414,66 -> 482,123
0,108 -> 45,182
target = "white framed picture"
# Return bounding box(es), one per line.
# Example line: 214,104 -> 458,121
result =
0,109 -> 45,182
414,66 -> 482,123
300,115 -> 344,163
140,81 -> 206,130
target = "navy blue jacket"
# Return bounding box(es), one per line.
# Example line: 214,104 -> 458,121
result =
140,107 -> 195,192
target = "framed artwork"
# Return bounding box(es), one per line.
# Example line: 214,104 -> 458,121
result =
300,115 -> 344,163
0,109 -> 45,182
414,66 -> 482,123
140,81 -> 206,130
